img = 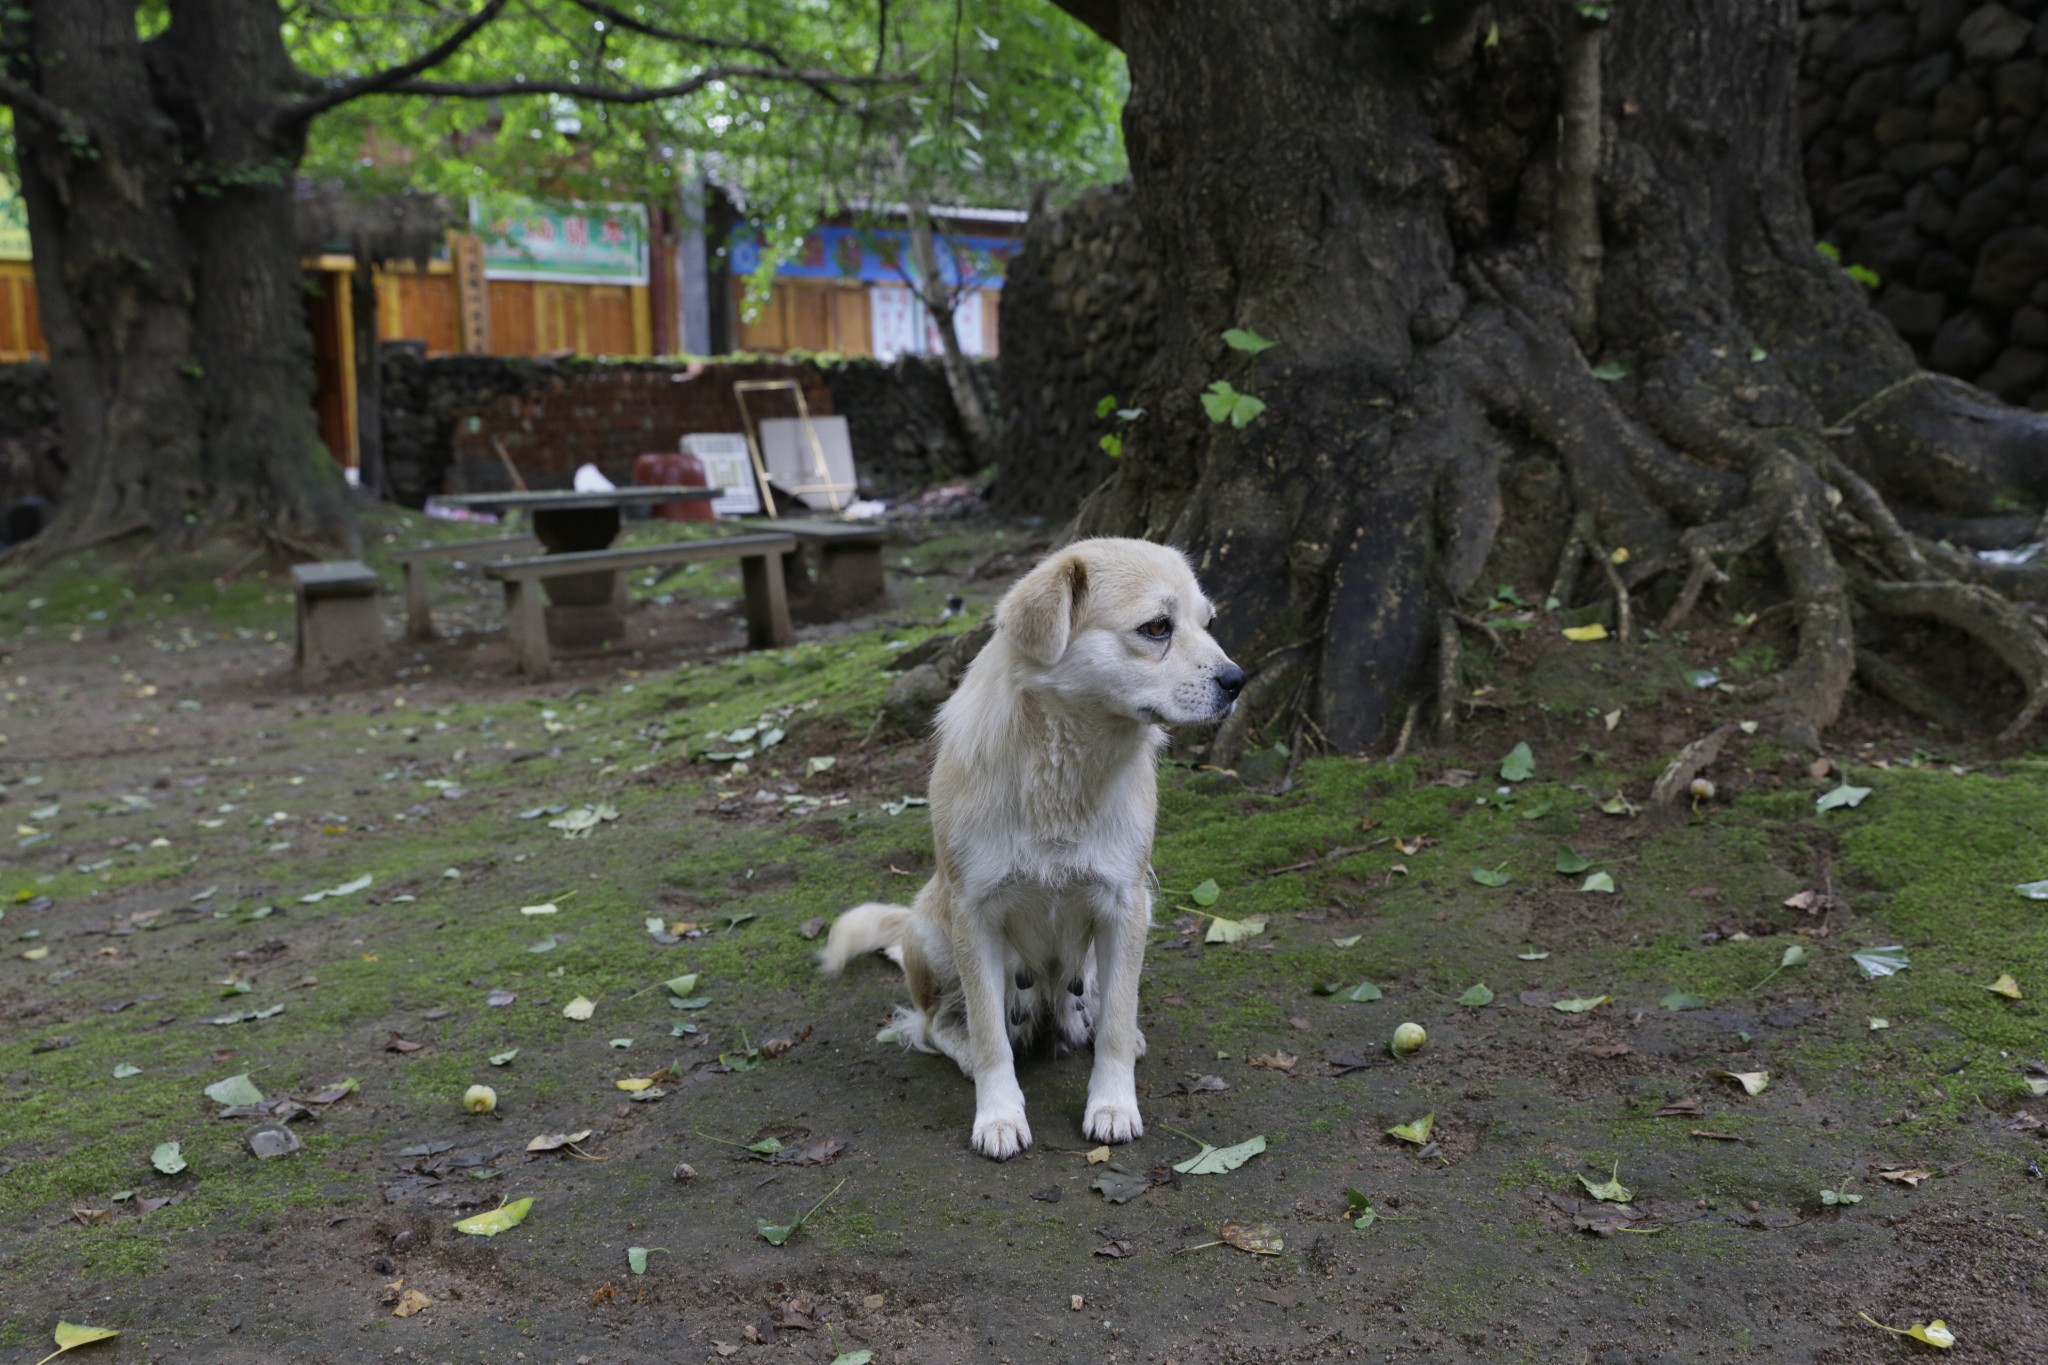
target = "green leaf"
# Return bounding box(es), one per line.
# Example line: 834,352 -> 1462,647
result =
1227,392 -> 1267,427
1815,783 -> 1872,812
1190,878 -> 1221,907
1203,914 -> 1266,944
1778,945 -> 1807,968
37,1322 -> 120,1365
1200,381 -> 1239,423
1581,872 -> 1616,893
151,1141 -> 186,1175
664,973 -> 699,998
1458,983 -> 1495,1007
489,1048 -> 519,1066
1845,263 -> 1880,288
757,1218 -> 795,1245
1552,995 -> 1612,1013
1498,742 -> 1535,782
1852,945 -> 1909,979
1554,846 -> 1591,874
1519,799 -> 1554,821
1820,1188 -> 1861,1206
2015,879 -> 2048,899
1815,241 -> 1842,262
1660,991 -> 1707,1011
1172,1133 -> 1266,1174
1577,1161 -> 1632,1202
1098,432 -> 1123,457
1221,327 -> 1276,355
1472,867 -> 1510,887
1335,980 -> 1383,1003
1095,394 -> 1117,418
626,1246 -> 668,1274
203,1074 -> 264,1107
1748,345 -> 1767,362
831,1353 -> 875,1365
1589,360 -> 1629,381
1518,950 -> 1550,961
746,1137 -> 785,1155
454,1197 -> 533,1237
1332,934 -> 1362,948
1386,1113 -> 1434,1145
112,1064 -> 141,1079
1858,1314 -> 1955,1349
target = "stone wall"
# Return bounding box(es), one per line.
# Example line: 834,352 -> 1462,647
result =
382,349 -> 983,505
1803,0 -> 2048,405
991,182 -> 1159,517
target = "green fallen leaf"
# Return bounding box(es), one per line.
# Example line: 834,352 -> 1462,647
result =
1171,1131 -> 1267,1175
1518,950 -> 1551,961
1519,799 -> 1554,820
1712,1068 -> 1770,1095
757,1177 -> 845,1245
1660,991 -> 1707,1011
1472,866 -> 1511,887
1815,783 -> 1871,812
1748,943 -> 1807,992
203,1074 -> 264,1106
1984,972 -> 2023,999
1458,983 -> 1494,1007
1859,1313 -> 1954,1349
1554,846 -> 1591,874
626,1245 -> 668,1274
454,1197 -> 533,1237
1589,360 -> 1629,381
1820,1187 -> 1861,1206
1581,872 -> 1616,893
1190,878 -> 1221,907
1332,935 -> 1362,948
1869,1018 -> 1890,1030
112,1064 -> 141,1079
34,1322 -> 119,1365
1852,945 -> 1909,979
1578,1161 -> 1632,1202
1499,742 -> 1535,782
1334,980 -> 1383,1002
1386,1113 -> 1435,1146
830,1353 -> 875,1365
151,1141 -> 186,1176
1203,914 -> 1266,944
562,996 -> 595,1020
1221,327 -> 1277,354
746,1137 -> 785,1155
488,1049 -> 519,1066
2015,879 -> 2048,899
1553,995 -> 1612,1013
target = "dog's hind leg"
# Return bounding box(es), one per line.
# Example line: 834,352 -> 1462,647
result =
1081,886 -> 1148,1144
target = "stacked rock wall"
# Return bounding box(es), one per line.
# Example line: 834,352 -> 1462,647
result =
991,183 -> 1159,517
1804,0 -> 2048,405
381,349 -> 984,505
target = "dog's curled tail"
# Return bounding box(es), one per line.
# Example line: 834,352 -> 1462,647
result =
816,902 -> 913,976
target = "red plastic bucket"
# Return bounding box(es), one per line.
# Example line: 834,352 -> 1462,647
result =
633,451 -> 714,521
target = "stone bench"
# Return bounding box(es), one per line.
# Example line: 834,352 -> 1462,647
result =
752,519 -> 889,619
483,533 -> 797,677
290,560 -> 385,687
393,534 -> 542,641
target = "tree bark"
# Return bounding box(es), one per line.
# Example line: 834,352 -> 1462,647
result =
1061,0 -> 2048,755
9,0 -> 352,557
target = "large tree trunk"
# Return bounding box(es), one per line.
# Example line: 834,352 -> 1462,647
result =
906,193 -> 998,464
11,0 -> 352,558
1067,0 -> 2048,755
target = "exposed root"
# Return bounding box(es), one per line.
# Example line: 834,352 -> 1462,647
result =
1852,648 -> 1979,736
1858,579 -> 2048,745
1651,724 -> 1735,807
1209,651 -> 1302,768
1435,610 -> 1461,741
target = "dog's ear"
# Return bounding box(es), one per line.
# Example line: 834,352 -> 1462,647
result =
998,550 -> 1089,664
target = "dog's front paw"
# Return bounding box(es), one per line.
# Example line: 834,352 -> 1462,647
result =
1083,1095 -> 1144,1145
972,1107 -> 1032,1160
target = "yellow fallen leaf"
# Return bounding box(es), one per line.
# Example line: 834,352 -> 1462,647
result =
453,1197 -> 533,1236
33,1322 -> 119,1365
1983,973 -> 2023,999
525,1130 -> 592,1153
392,1289 -> 432,1317
562,995 -> 595,1020
1085,1146 -> 1111,1165
1859,1313 -> 1953,1349
615,1077 -> 654,1092
1710,1069 -> 1769,1096
1386,1112 -> 1434,1145
520,902 -> 559,916
1203,914 -> 1266,944
1218,1221 -> 1284,1254
1609,546 -> 1630,564
1562,623 -> 1609,642
1877,1167 -> 1934,1187
21,946 -> 50,961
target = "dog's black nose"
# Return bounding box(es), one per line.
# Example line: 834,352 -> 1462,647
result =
1216,663 -> 1247,700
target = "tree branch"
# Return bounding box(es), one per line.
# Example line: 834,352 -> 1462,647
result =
382,63 -> 903,106
560,0 -> 795,67
0,71 -> 88,141
287,0 -> 512,124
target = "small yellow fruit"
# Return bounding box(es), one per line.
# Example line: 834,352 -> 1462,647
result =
463,1084 -> 497,1114
1391,1022 -> 1427,1057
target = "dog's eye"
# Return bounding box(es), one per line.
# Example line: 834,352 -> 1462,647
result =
1137,617 -> 1172,640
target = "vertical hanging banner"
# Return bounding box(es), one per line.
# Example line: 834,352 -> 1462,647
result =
469,194 -> 650,285
450,231 -> 491,353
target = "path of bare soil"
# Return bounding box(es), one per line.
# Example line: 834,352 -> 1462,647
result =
2,512 -> 2046,1364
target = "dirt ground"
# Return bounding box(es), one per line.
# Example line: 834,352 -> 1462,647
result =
3,510 -> 2047,1364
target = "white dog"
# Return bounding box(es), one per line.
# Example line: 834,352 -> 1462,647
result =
820,538 -> 1246,1159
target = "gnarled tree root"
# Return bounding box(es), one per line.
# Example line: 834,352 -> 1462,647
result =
1857,580 -> 2048,746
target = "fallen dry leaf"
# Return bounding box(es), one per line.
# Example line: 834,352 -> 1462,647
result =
1653,1097 -> 1703,1118
392,1289 -> 431,1318
1689,1130 -> 1743,1142
1581,1043 -> 1632,1059
1876,1167 -> 1934,1187
1248,1050 -> 1297,1073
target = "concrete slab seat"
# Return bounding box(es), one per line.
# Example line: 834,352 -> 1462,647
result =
482,533 -> 797,677
751,519 -> 889,619
290,560 -> 386,687
392,534 -> 542,641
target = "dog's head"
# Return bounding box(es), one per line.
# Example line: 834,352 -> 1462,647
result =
994,538 -> 1246,725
